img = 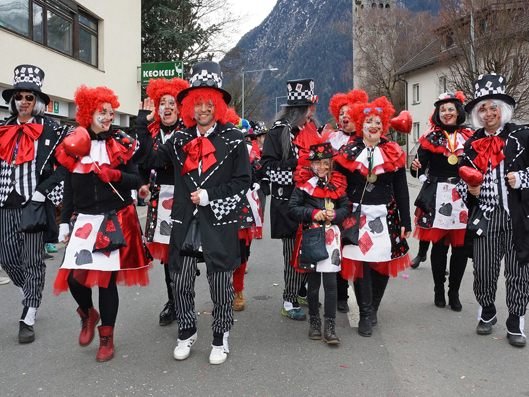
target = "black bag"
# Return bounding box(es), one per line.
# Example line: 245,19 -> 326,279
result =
299,226 -> 328,267
180,217 -> 203,260
342,204 -> 361,245
466,206 -> 489,238
414,180 -> 436,213
19,200 -> 47,233
93,211 -> 126,253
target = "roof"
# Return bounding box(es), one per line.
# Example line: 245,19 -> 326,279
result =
397,39 -> 442,76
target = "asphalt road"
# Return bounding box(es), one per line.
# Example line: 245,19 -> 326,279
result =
1,173 -> 528,396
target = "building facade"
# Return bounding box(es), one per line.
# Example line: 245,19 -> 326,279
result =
0,0 -> 141,127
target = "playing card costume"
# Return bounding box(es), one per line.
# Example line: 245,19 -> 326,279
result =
412,92 -> 474,311
0,64 -> 68,344
53,85 -> 150,362
457,73 -> 529,347
335,94 -> 411,336
140,61 -> 251,364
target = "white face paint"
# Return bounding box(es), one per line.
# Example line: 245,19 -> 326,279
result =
339,105 -> 354,133
439,102 -> 458,126
159,94 -> 178,126
91,102 -> 115,133
363,115 -> 383,146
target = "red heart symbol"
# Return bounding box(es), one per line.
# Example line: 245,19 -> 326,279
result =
390,111 -> 412,134
95,232 -> 111,250
325,228 -> 335,245
452,188 -> 460,202
75,223 -> 92,239
458,166 -> 484,187
459,211 -> 468,224
162,198 -> 173,210
63,127 -> 91,158
106,220 -> 116,233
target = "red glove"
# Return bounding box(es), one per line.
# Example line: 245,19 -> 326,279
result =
96,165 -> 122,183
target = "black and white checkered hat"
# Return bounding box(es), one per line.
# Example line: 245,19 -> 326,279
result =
465,73 -> 515,112
2,64 -> 50,105
283,78 -> 318,107
177,61 -> 231,104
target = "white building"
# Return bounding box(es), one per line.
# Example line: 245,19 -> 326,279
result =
0,0 -> 141,127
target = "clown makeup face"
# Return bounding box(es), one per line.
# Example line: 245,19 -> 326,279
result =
15,90 -> 36,122
311,158 -> 332,179
339,105 -> 354,133
439,102 -> 458,126
159,94 -> 178,126
363,114 -> 383,146
91,102 -> 115,133
477,100 -> 502,133
194,99 -> 215,133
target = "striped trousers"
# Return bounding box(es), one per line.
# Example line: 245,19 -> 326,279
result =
282,238 -> 308,303
473,207 -> 529,317
0,208 -> 46,308
171,256 -> 234,334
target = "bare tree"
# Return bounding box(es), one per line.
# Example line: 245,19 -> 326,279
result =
439,0 -> 529,120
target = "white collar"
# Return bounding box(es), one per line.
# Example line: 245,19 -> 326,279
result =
196,123 -> 217,138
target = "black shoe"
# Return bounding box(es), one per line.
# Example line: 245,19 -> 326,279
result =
323,318 -> 340,345
337,300 -> 349,313
308,316 -> 322,340
476,318 -> 497,335
19,322 -> 35,344
434,290 -> 446,308
410,255 -> 426,269
159,301 -> 176,326
358,316 -> 372,337
448,293 -> 462,312
371,310 -> 378,326
507,333 -> 526,348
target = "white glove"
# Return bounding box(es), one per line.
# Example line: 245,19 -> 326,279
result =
418,174 -> 428,184
32,190 -> 46,202
252,182 -> 260,192
58,223 -> 70,242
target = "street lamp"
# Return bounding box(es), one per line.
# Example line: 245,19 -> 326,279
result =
275,95 -> 288,115
241,67 -> 278,120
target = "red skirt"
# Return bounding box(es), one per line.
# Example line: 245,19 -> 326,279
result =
414,227 -> 466,247
146,242 -> 169,264
341,254 -> 410,281
54,204 -> 151,293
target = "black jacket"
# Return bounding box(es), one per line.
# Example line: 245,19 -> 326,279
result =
288,188 -> 349,228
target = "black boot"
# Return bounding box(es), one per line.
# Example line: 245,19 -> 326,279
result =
431,243 -> 448,308
354,263 -> 373,337
506,313 -> 526,347
371,269 -> 389,326
323,318 -> 340,345
410,241 -> 430,269
447,247 -> 467,312
308,316 -> 322,340
159,300 -> 176,326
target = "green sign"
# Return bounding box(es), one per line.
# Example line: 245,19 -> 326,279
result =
141,61 -> 184,85
53,101 -> 59,114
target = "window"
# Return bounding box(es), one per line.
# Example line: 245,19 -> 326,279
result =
438,76 -> 447,95
412,83 -> 420,104
413,122 -> 421,141
0,0 -> 99,67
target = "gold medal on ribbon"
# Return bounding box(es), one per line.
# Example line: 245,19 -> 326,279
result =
447,154 -> 458,165
367,173 -> 377,183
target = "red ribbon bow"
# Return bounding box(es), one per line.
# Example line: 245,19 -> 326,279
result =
181,136 -> 217,175
0,123 -> 44,165
471,135 -> 505,173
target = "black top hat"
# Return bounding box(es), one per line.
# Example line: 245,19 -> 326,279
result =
308,142 -> 334,160
252,121 -> 267,137
465,73 -> 515,112
433,91 -> 466,127
2,64 -> 50,105
177,61 -> 231,104
283,79 -> 318,107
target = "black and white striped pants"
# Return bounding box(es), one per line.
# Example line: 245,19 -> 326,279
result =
171,256 -> 234,334
0,208 -> 46,308
473,207 -> 529,316
282,238 -> 308,303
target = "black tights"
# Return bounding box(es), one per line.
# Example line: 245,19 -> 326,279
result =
163,264 -> 174,302
307,272 -> 337,319
68,272 -> 119,326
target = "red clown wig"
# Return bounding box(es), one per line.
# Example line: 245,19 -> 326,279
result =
145,78 -> 189,122
224,107 -> 241,125
179,88 -> 230,128
328,89 -> 369,122
74,85 -> 120,128
352,96 -> 395,137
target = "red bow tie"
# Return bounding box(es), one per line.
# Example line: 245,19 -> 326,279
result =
0,123 -> 44,165
181,136 -> 216,175
471,135 -> 505,173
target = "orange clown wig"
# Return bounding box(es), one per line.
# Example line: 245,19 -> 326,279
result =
179,88 -> 230,128
328,89 -> 369,122
74,85 -> 119,128
352,96 -> 395,137
145,78 -> 189,122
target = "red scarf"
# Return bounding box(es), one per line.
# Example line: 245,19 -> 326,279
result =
181,136 -> 217,175
0,123 -> 44,164
471,135 -> 505,173
294,168 -> 347,199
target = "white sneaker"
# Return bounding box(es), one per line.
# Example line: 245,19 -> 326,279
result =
0,269 -> 10,285
173,332 -> 197,361
209,332 -> 229,365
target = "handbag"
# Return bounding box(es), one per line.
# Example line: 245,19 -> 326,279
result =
180,216 -> 204,260
19,200 -> 48,233
93,211 -> 126,253
414,178 -> 436,213
299,226 -> 328,268
341,180 -> 368,246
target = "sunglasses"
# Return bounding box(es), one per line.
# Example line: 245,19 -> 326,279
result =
14,94 -> 35,102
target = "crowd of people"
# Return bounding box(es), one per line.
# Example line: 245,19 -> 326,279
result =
1,61 -> 528,366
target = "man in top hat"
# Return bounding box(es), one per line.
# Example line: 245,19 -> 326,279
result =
0,64 -> 68,343
261,78 -> 318,321
140,61 -> 251,364
458,73 -> 529,347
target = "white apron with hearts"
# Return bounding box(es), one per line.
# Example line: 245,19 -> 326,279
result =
431,182 -> 467,230
152,184 -> 174,244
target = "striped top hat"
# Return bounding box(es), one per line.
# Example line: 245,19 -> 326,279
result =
465,73 -> 515,112
283,78 -> 318,107
177,61 -> 231,104
2,64 -> 50,105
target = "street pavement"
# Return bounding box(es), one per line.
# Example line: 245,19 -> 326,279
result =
1,173 -> 528,396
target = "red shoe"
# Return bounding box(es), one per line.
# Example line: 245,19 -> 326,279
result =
77,307 -> 100,346
96,326 -> 114,362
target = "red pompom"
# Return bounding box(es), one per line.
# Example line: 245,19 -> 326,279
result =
458,165 -> 483,186
63,127 -> 91,158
